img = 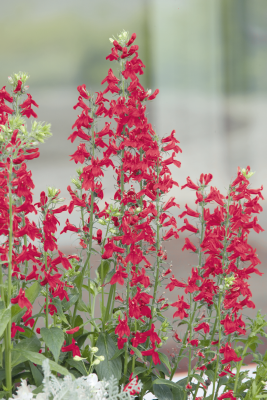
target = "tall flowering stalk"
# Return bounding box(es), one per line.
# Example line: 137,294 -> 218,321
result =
0,32 -> 266,400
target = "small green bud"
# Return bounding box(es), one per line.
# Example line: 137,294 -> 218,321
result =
73,356 -> 86,361
98,355 -> 105,361
98,219 -> 106,225
47,187 -> 59,198
90,347 -> 98,353
241,167 -> 255,180
92,359 -> 100,365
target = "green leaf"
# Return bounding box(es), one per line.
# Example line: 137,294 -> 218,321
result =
105,268 -> 115,285
95,332 -> 122,381
158,352 -> 171,372
132,366 -> 147,377
191,373 -> 205,384
0,305 -> 11,338
66,358 -> 88,376
11,282 -> 40,320
62,293 -> 79,311
205,369 -> 215,382
97,260 -> 110,282
152,376 -> 173,400
109,348 -> 125,361
29,362 -> 43,387
129,345 -> 143,361
77,299 -> 88,313
40,327 -> 64,363
12,349 -> 74,378
11,336 -> 41,367
52,298 -> 68,324
153,378 -> 184,393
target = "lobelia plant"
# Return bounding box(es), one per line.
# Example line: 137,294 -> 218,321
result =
0,30 -> 267,400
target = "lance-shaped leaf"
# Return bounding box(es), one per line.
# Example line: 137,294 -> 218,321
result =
40,327 -> 64,363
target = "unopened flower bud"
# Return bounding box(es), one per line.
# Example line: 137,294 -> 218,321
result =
92,359 -> 100,365
90,347 -> 98,353
98,356 -> 105,361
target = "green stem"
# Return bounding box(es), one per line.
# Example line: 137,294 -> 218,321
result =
5,162 -> 13,397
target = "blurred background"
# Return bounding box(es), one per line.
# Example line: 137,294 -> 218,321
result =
1,0 -> 267,368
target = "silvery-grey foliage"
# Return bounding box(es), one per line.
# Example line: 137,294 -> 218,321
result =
9,359 -> 142,400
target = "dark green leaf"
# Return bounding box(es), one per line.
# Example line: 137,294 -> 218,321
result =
105,268 -> 115,285
29,362 -> 43,387
52,298 -> 68,324
129,345 -> 143,361
158,352 -> 171,372
109,348 -> 125,361
153,378 -> 184,393
62,294 -> 79,310
97,260 -> 110,282
40,327 -> 64,363
132,366 -> 147,377
152,376 -> 173,400
11,336 -> 41,367
95,332 -> 122,381
66,359 -> 88,376
205,369 -> 215,382
191,373 -> 205,384
12,350 -> 73,378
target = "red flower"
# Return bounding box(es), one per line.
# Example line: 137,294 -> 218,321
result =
11,288 -> 32,310
182,237 -> 197,252
194,322 -> 210,334
61,338 -> 81,357
110,265 -> 128,285
117,337 -> 128,350
11,322 -> 25,338
14,80 -> 22,93
115,314 -> 130,338
66,326 -> 80,334
181,177 -> 199,191
217,391 -> 236,400
102,239 -> 125,259
219,342 -> 242,364
77,84 -> 89,99
171,295 -> 190,319
141,344 -> 161,365
178,218 -> 198,234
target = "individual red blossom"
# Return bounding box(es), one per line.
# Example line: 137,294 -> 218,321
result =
11,322 -> 25,338
178,218 -> 198,234
131,331 -> 147,347
217,391 -> 236,400
179,204 -> 200,219
181,176 -> 199,190
61,338 -> 81,357
126,32 -> 137,46
60,219 -> 79,234
11,288 -> 32,310
141,343 -> 161,365
0,86 -> 13,102
182,237 -> 197,252
219,363 -> 235,377
117,337 -> 128,350
69,143 -> 90,164
205,186 -> 225,206
194,322 -> 210,334
25,265 -> 39,281
199,173 -> 213,185
115,314 -> 130,338
171,295 -> 190,319
77,84 -> 89,99
220,313 -> 246,336
187,338 -> 199,347
166,275 -> 186,292
102,239 -> 125,259
20,94 -> 39,109
163,228 -> 179,240
162,197 -> 180,211
66,326 -> 80,334
219,342 -> 242,364
174,332 -> 182,342
14,79 -> 22,93
145,324 -> 161,345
